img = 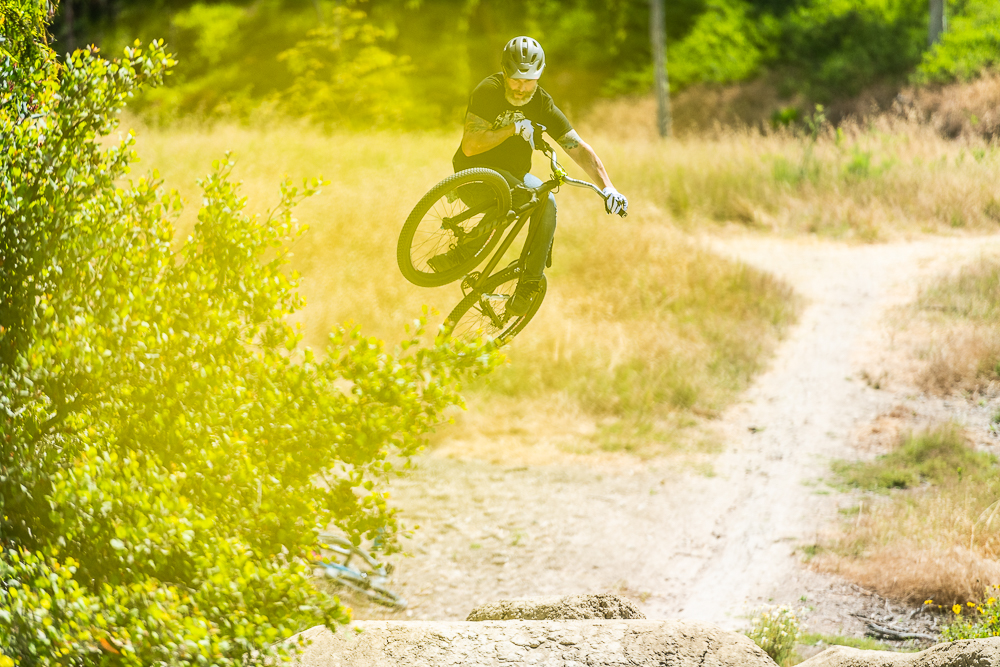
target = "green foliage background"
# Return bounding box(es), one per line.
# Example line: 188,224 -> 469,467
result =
1,3 -> 499,663
46,0 -> 1000,129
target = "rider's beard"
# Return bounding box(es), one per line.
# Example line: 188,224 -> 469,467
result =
504,83 -> 537,107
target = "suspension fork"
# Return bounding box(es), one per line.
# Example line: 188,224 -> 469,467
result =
470,180 -> 559,291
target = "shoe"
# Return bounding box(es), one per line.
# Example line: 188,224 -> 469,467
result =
427,243 -> 475,273
427,220 -> 494,273
506,279 -> 540,317
511,185 -> 532,209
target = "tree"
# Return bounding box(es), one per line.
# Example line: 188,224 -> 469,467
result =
929,0 -> 945,46
649,0 -> 672,137
0,3 -> 499,664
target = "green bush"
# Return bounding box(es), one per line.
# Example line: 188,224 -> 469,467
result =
776,0 -> 926,100
129,0 -> 427,126
669,0 -> 777,88
915,0 -> 1000,83
276,5 -> 417,128
0,6 -> 498,665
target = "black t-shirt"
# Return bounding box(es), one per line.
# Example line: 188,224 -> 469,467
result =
453,73 -> 573,178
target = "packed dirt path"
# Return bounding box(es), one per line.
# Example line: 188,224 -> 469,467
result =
353,234 -> 1000,632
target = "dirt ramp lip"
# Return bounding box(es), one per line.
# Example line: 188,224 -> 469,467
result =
466,593 -> 646,621
290,619 -> 775,667
798,637 -> 1000,667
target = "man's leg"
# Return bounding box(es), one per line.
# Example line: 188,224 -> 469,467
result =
520,173 -> 556,282
508,173 -> 555,316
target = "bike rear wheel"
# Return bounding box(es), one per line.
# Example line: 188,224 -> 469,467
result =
397,168 -> 512,288
444,266 -> 547,345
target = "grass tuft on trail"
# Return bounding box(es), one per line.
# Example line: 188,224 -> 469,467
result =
832,423 -> 996,491
920,259 -> 1000,322
912,257 -> 1000,395
816,424 -> 1000,605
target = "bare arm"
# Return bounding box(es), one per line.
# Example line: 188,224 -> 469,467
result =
557,130 -> 615,190
461,112 -> 516,157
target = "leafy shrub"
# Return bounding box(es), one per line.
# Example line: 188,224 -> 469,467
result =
942,587 -> 1000,640
744,604 -> 801,664
276,5 -> 417,128
669,0 -> 778,87
916,0 -> 1000,83
832,423 -> 996,491
776,0 -> 926,100
0,7 -> 498,665
131,0 -> 426,126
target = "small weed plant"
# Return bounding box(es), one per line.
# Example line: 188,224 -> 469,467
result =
940,587 -> 1000,640
745,605 -> 801,665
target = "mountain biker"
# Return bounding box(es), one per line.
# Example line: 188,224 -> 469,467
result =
440,35 -> 628,316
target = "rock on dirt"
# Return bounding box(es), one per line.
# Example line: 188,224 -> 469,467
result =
466,593 -> 645,621
289,619 -> 775,667
799,637 -> 1000,667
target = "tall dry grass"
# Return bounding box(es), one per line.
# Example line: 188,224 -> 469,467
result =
914,257 -> 1000,395
126,120 -> 798,455
124,112 -> 1000,454
816,424 -> 1000,605
585,100 -> 1000,241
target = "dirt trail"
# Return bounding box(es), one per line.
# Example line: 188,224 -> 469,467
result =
355,234 -> 1000,632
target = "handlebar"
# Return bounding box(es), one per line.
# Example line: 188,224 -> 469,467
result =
531,121 -> 627,218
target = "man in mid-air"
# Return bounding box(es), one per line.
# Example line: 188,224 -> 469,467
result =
448,36 -> 628,316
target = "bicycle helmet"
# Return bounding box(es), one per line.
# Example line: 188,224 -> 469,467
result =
502,36 -> 545,80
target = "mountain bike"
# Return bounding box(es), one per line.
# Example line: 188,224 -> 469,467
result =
313,532 -> 407,609
397,125 -> 626,345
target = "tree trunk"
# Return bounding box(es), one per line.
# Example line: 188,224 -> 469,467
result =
929,0 -> 946,46
63,0 -> 75,53
650,0 -> 672,138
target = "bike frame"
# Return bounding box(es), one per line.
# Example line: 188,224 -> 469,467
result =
467,137 -> 611,293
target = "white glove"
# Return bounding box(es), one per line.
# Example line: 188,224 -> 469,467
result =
513,119 -> 535,150
602,186 -> 628,216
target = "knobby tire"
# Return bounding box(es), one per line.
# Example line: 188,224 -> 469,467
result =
444,265 -> 547,345
397,168 -> 512,288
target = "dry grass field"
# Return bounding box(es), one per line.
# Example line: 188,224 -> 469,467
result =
588,111 -> 1000,241
126,120 -> 800,455
915,257 -> 1000,395
124,111 -> 1000,450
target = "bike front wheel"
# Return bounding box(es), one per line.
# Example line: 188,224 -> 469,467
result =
397,168 -> 512,288
321,566 -> 408,609
444,266 -> 547,345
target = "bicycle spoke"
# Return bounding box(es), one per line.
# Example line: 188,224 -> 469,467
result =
407,182 -> 500,271
398,168 -> 512,289
451,279 -> 519,341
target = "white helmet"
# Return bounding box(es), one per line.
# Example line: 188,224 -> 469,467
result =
502,36 -> 545,80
